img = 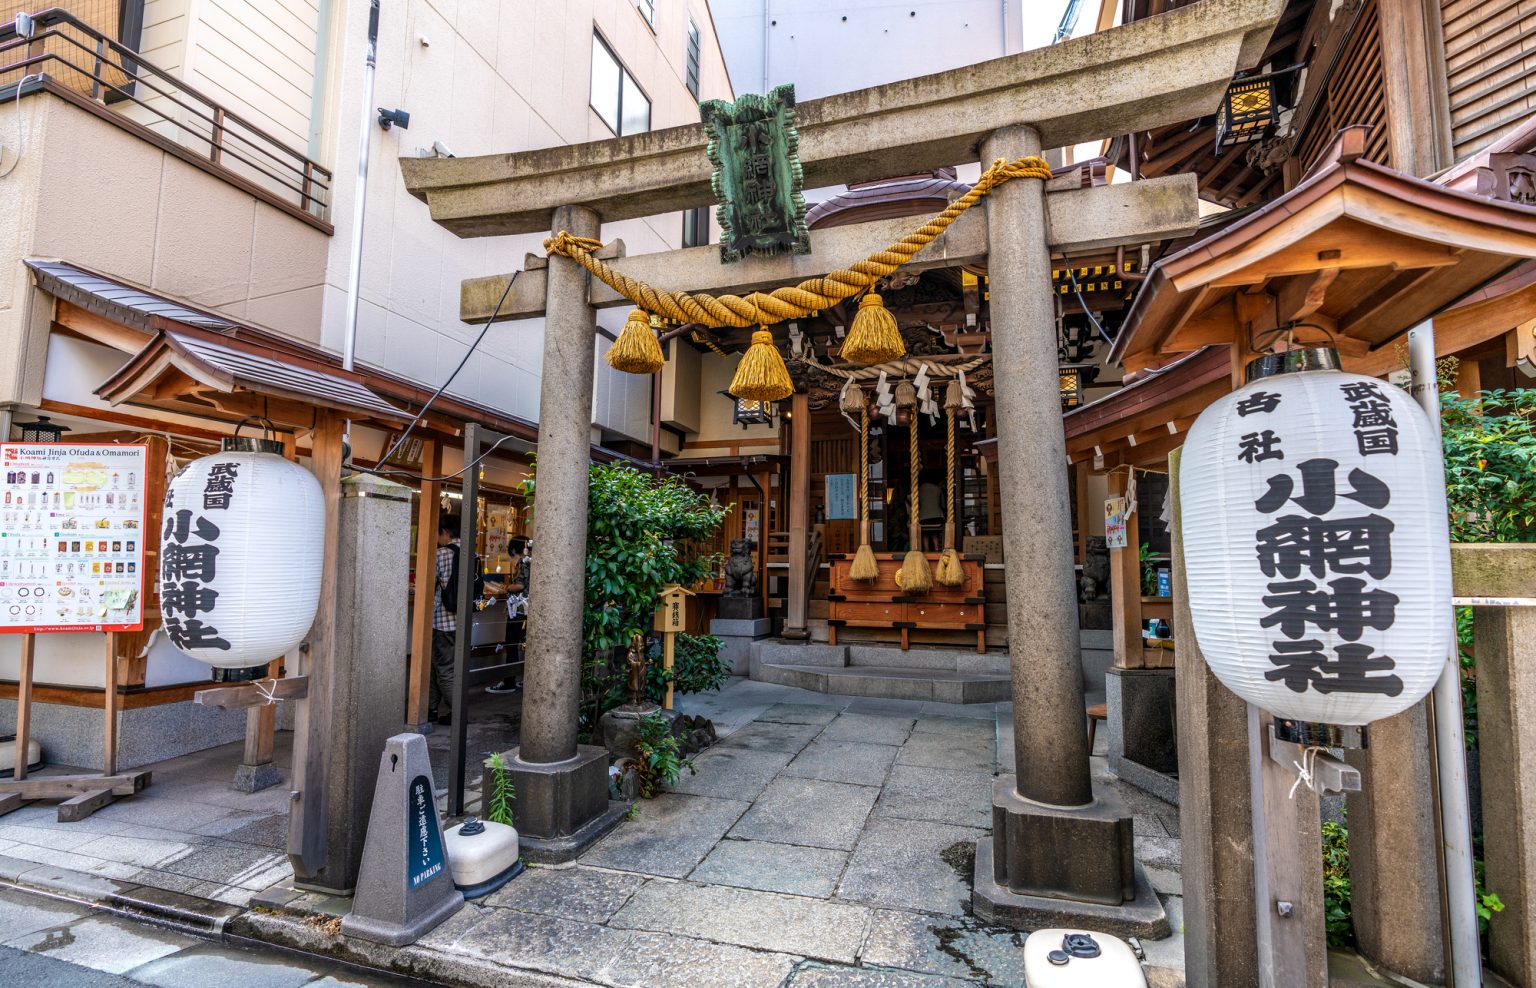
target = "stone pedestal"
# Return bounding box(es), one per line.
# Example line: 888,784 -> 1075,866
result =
712,600 -> 771,677
297,473 -> 412,894
504,745 -> 627,864
1105,666 -> 1179,804
599,703 -> 663,762
973,776 -> 1168,937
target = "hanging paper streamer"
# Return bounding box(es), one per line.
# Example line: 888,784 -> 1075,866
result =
956,369 -> 977,431
914,363 -> 939,423
874,370 -> 897,425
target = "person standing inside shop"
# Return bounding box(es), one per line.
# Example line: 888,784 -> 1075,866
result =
429,515 -> 463,726
487,535 -> 530,695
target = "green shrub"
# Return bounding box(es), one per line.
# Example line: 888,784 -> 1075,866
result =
647,633 -> 730,702
632,711 -> 694,799
1321,819 -> 1353,948
485,751 -> 516,827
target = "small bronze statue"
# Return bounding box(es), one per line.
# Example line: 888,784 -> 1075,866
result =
723,538 -> 757,597
624,633 -> 647,707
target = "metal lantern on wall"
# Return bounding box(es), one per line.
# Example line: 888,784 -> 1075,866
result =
1179,347 -> 1453,745
160,436 -> 325,678
1215,74 -> 1278,153
720,390 -> 776,429
15,417 -> 71,443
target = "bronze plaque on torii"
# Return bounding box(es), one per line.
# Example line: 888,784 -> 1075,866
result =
700,83 -> 811,264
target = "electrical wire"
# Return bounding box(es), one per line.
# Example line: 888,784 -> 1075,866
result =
1062,260 -> 1116,348
349,273 -> 518,484
0,74 -> 39,180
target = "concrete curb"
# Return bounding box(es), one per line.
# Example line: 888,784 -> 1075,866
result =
0,852 -> 241,936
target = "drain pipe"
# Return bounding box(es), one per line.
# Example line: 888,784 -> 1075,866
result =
1408,320 -> 1482,988
340,0 -> 380,378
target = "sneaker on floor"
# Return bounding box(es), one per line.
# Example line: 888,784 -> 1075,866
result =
485,680 -> 521,694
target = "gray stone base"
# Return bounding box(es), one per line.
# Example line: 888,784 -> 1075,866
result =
716,596 -> 765,621
598,705 -> 662,763
710,618 -> 772,638
973,837 -> 1170,938
990,776 -> 1137,905
1113,754 -> 1180,805
1106,667 -> 1177,775
0,697 -> 246,771
503,744 -> 614,854
232,761 -> 282,793
517,801 -> 629,864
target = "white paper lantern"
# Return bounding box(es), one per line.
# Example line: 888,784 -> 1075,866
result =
160,439 -> 324,670
1180,351 -> 1453,731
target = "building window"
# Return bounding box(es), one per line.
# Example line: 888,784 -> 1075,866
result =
683,206 -> 709,247
685,18 -> 701,98
637,0 -> 656,28
590,33 -> 651,137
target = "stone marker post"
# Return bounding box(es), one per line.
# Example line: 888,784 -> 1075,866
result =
295,472 -> 412,893
506,204 -> 625,860
341,733 -> 463,945
971,125 -> 1164,936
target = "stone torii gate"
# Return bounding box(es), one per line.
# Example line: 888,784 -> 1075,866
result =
401,0 -> 1285,928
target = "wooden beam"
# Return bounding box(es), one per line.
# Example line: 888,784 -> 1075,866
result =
1108,469 -> 1143,670
0,772 -> 151,798
288,408 -> 344,878
407,439 -> 442,726
53,301 -> 152,352
13,635 -> 33,781
0,793 -> 22,817
57,788 -> 118,823
786,393 -> 811,638
102,633 -> 118,776
195,676 -> 309,709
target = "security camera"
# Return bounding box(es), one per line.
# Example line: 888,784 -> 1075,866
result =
377,107 -> 410,131
432,139 -> 454,158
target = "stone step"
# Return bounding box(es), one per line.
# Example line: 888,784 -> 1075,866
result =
757,662 -> 1009,704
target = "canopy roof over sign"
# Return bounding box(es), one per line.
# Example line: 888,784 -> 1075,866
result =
400,0 -> 1286,237
1111,127 -> 1536,373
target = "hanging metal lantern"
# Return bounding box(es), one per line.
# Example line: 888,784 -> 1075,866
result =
160,436 -> 325,677
1215,74 -> 1278,153
1179,347 -> 1453,745
15,417 -> 70,443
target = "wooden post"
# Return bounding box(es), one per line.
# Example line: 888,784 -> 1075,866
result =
14,634 -> 33,780
785,392 -> 811,638
663,632 -> 676,710
239,434 -> 297,783
1108,468 -> 1143,669
407,438 -> 441,727
1075,460 -> 1091,566
102,632 -> 118,776
287,409 -> 344,881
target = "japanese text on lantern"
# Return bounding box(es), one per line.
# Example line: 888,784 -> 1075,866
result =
161,462 -> 239,653
1236,387 -> 1403,698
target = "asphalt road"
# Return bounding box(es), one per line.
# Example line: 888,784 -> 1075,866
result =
0,944 -> 153,986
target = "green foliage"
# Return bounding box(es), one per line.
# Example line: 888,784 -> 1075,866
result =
1440,388 -> 1536,544
521,461 -> 727,735
647,633 -> 730,703
1139,542 -> 1158,597
1321,819 -> 1353,948
485,751 -> 516,827
632,711 -> 695,799
1475,855 -> 1506,932
1458,606 -> 1479,750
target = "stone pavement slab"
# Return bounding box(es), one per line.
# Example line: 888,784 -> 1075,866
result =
729,776 -> 879,850
783,739 -> 898,787
873,764 -> 994,830
910,715 -> 997,739
668,747 -> 795,800
0,886 -> 90,940
894,732 -> 995,774
3,914 -> 195,976
610,880 -> 871,962
689,838 -> 848,897
819,711 -> 916,746
482,864 -> 646,923
756,702 -> 845,726
614,792 -> 750,837
788,964 -> 972,987
443,908 -> 633,983
838,817 -> 986,916
858,909 -> 1029,985
608,927 -> 799,988
714,719 -> 824,753
579,828 -> 721,879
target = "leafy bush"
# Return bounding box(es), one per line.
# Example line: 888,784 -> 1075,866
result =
1440,388 -> 1536,544
632,711 -> 694,799
521,462 -> 726,735
1321,819 -> 1353,948
647,633 -> 730,702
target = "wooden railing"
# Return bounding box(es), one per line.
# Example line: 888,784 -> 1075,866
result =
0,8 -> 332,229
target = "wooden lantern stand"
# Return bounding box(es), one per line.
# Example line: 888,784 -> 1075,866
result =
654,584 -> 695,710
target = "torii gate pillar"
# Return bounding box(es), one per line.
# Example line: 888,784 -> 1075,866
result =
505,204 -> 626,860
972,125 -> 1167,935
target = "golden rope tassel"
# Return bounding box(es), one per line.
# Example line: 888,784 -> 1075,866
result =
607,310 -> 665,374
841,293 -> 904,365
846,387 -> 879,581
730,327 -> 793,402
934,378 -> 966,587
893,380 -> 931,593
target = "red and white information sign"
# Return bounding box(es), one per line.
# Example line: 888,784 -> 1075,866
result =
0,443 -> 148,633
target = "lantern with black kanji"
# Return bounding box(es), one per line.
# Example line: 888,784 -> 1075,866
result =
160,437 -> 325,677
1179,348 -> 1452,745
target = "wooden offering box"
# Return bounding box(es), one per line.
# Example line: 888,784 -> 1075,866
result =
826,553 -> 987,652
